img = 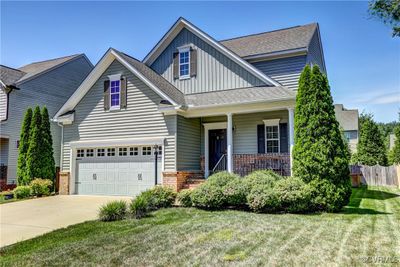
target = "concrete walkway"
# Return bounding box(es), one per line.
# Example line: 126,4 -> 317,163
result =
0,195 -> 131,247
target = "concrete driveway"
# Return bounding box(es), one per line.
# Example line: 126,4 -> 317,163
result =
0,195 -> 132,247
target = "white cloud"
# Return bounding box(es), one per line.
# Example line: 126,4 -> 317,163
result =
353,91 -> 400,105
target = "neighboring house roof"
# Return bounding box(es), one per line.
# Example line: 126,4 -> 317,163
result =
185,86 -> 296,107
0,65 -> 25,87
334,104 -> 359,131
220,23 -> 317,58
54,48 -> 185,119
1,54 -> 92,87
143,17 -> 280,87
114,50 -> 185,106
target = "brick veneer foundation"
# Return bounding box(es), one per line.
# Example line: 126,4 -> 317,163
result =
59,171 -> 70,195
162,171 -> 204,191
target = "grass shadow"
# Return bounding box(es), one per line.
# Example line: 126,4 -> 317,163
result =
361,189 -> 399,200
340,207 -> 391,215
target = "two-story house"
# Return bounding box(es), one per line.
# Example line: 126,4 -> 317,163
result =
0,54 -> 93,185
53,17 -> 326,196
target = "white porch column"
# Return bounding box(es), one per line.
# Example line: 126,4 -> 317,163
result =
227,113 -> 233,173
288,108 -> 295,175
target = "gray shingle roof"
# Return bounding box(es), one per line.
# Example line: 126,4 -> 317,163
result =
0,65 -> 25,86
220,23 -> 317,58
17,54 -> 82,83
113,49 -> 186,106
185,86 -> 296,107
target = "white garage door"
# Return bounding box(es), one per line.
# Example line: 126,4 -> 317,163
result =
75,146 -> 162,196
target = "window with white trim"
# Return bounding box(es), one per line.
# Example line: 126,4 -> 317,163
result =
119,147 -> 127,156
110,79 -> 120,109
86,149 -> 94,157
179,47 -> 190,79
107,148 -> 116,157
142,146 -> 152,156
97,148 -> 105,157
154,146 -> 162,155
130,147 -> 139,156
77,149 -> 85,158
264,119 -> 280,153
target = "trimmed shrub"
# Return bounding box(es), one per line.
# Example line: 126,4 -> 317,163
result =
13,186 -> 31,199
243,170 -> 281,191
99,200 -> 127,221
274,177 -> 312,213
129,194 -> 150,219
308,179 -> 352,212
222,178 -> 247,207
246,185 -> 280,213
30,178 -> 53,197
191,182 -> 225,209
176,189 -> 193,207
206,171 -> 240,187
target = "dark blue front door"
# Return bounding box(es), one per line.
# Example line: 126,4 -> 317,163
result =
209,129 -> 227,169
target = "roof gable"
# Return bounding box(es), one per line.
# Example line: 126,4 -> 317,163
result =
54,48 -> 185,119
0,65 -> 25,87
143,17 -> 280,87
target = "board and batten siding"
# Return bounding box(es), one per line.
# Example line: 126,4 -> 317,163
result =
61,60 -> 177,172
150,28 -> 266,94
1,56 -> 92,183
307,30 -> 326,73
251,56 -> 307,90
176,116 -> 201,170
200,111 -> 289,155
0,90 -> 7,121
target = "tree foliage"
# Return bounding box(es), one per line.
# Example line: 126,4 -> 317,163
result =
26,106 -> 44,180
353,113 -> 388,165
369,0 -> 400,37
17,108 -> 33,185
40,107 -> 56,180
292,65 -> 351,211
389,125 -> 400,164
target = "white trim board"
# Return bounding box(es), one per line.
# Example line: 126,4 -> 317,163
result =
143,17 -> 280,87
54,49 -> 178,120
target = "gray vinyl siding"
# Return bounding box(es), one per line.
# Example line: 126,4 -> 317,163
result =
0,56 -> 92,183
0,90 -> 7,121
176,116 -> 201,170
307,31 -> 326,73
200,111 -> 288,156
251,56 -> 307,90
151,28 -> 266,94
61,60 -> 177,172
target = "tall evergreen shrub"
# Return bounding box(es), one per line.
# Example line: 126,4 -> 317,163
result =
354,113 -> 388,166
292,65 -> 351,211
17,108 -> 33,185
389,125 -> 400,164
26,106 -> 44,181
40,106 -> 55,180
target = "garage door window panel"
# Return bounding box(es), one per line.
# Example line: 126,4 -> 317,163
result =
86,149 -> 94,157
97,148 -> 105,157
119,147 -> 128,156
142,146 -> 152,156
77,149 -> 85,158
107,148 -> 116,156
130,147 -> 139,156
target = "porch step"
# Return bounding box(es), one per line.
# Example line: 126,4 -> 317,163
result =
181,178 -> 205,190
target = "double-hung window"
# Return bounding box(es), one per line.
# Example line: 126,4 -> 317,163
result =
108,74 -> 121,110
179,47 -> 190,79
263,119 -> 280,153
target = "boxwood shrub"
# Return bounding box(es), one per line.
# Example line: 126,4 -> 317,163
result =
30,178 -> 53,197
243,170 -> 281,191
98,200 -> 127,221
274,177 -> 312,213
176,189 -> 193,207
13,186 -> 31,199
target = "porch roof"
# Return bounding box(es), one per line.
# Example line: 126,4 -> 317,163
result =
184,86 -> 296,107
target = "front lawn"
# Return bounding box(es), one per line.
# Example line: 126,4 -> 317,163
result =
1,186 -> 399,266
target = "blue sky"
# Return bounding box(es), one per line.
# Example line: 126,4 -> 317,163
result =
1,1 -> 399,122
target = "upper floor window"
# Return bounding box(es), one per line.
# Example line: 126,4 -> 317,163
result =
110,80 -> 120,109
179,48 -> 190,79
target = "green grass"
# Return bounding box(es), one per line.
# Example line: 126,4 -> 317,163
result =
1,186 -> 399,266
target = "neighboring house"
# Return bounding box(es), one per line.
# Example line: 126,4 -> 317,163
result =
0,55 -> 93,185
334,104 -> 359,153
54,17 -> 326,196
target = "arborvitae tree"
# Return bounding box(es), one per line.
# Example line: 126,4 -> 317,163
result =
40,106 -> 55,180
17,108 -> 33,185
354,113 -> 388,166
26,106 -> 44,181
293,65 -> 351,212
388,125 -> 400,164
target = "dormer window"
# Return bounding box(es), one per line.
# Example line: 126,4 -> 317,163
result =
108,74 -> 122,110
179,47 -> 190,79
